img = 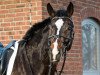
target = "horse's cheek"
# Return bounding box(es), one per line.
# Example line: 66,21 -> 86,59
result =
50,44 -> 54,49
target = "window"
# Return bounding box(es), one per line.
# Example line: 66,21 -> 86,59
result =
82,18 -> 100,75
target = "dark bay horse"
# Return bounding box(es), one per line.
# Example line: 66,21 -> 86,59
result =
11,2 -> 74,75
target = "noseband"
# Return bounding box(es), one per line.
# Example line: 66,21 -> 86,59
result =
48,17 -> 74,75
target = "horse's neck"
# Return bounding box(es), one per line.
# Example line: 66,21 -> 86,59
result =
20,26 -> 49,59
12,28 -> 49,75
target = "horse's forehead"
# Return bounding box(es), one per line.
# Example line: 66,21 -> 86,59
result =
55,18 -> 64,34
55,19 -> 64,28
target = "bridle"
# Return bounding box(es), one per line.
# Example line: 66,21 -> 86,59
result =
48,17 -> 74,75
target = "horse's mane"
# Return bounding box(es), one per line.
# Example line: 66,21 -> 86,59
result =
22,17 -> 51,42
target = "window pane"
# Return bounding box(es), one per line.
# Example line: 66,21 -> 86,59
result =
82,24 -> 97,71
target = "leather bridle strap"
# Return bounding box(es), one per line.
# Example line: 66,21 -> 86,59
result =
52,17 -> 72,22
48,48 -> 52,75
55,46 -> 67,75
57,31 -> 74,75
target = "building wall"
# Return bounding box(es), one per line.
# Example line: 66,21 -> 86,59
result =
0,0 -> 42,45
0,0 -> 100,75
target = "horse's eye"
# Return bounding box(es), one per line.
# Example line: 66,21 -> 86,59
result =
52,17 -> 58,21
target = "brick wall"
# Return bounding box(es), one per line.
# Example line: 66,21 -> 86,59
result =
0,0 -> 100,75
0,0 -> 42,45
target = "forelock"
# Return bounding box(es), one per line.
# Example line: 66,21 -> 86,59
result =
55,10 -> 67,17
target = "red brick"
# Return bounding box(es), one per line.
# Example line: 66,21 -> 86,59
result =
32,16 -> 42,20
14,26 -> 21,30
15,13 -> 26,17
14,35 -> 21,39
0,28 -> 3,31
6,5 -> 16,9
4,27 -> 13,31
0,15 -> 5,18
23,8 -> 29,12
15,22 -> 26,26
3,1 -> 14,5
0,10 -> 8,14
37,1 -> 42,7
14,17 -> 23,21
4,18 -> 13,22
1,23 -> 11,27
15,8 -> 23,12
37,11 -> 42,15
6,31 -> 15,35
33,7 -> 42,11
16,4 -> 25,8
22,26 -> 30,30
6,13 -> 15,18
1,5 -> 6,9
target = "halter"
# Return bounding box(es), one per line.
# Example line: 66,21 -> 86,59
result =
52,16 -> 72,21
48,17 -> 74,75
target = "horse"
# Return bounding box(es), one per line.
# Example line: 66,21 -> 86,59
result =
5,2 -> 74,75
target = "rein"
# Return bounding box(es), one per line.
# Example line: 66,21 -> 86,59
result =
57,45 -> 67,75
52,17 -> 72,21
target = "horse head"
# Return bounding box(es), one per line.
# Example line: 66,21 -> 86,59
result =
47,2 -> 74,64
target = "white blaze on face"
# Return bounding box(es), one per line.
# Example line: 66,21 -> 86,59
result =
52,19 -> 64,61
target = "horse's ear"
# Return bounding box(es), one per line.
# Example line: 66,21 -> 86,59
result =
66,2 -> 74,17
47,3 -> 55,17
